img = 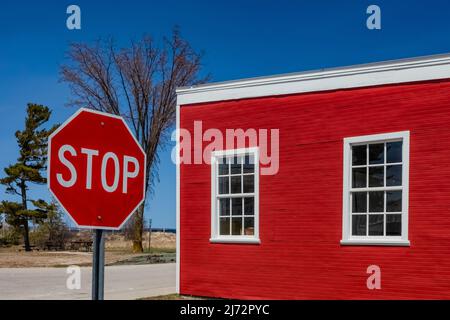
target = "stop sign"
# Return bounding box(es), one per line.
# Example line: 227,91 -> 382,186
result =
48,108 -> 146,229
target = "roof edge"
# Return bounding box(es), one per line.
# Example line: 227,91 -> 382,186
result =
177,53 -> 450,105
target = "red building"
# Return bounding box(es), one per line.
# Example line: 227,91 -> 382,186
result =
175,54 -> 450,299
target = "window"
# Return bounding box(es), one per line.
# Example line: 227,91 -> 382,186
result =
341,131 -> 410,246
210,147 -> 260,243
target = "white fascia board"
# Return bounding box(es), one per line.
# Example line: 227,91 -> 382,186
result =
176,53 -> 450,106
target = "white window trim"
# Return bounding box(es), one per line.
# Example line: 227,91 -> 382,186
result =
341,131 -> 410,246
210,147 -> 260,244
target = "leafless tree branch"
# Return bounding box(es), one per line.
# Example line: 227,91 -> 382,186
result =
60,28 -> 209,252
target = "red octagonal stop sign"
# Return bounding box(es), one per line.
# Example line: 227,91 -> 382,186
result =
48,108 -> 146,229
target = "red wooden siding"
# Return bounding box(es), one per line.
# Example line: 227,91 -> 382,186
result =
179,79 -> 450,299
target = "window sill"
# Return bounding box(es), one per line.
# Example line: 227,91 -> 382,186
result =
340,239 -> 410,246
210,237 -> 261,244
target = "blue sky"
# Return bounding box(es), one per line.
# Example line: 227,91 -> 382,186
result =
1,1 -> 450,228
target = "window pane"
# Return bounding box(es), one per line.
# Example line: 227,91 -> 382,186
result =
244,197 -> 254,215
352,215 -> 367,236
218,158 -> 229,175
230,156 -> 242,174
243,175 -> 254,193
230,176 -> 241,194
352,167 -> 366,188
386,214 -> 402,236
219,198 -> 230,216
386,191 -> 402,212
219,217 -> 230,235
369,166 -> 384,187
244,217 -> 254,235
369,191 -> 384,212
352,192 -> 367,213
369,214 -> 384,236
231,217 -> 242,235
352,145 -> 367,166
386,165 -> 402,186
387,141 -> 402,163
369,143 -> 384,164
243,155 -> 255,173
218,177 -> 229,194
232,198 -> 242,215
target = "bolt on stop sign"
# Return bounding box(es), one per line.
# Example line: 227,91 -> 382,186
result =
48,108 -> 146,229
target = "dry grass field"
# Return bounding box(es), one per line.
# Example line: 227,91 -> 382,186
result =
105,231 -> 175,250
0,232 -> 175,268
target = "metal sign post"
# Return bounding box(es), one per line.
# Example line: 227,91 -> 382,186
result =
92,229 -> 105,300
148,218 -> 152,253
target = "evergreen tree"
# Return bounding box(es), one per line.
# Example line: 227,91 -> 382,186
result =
0,104 -> 58,251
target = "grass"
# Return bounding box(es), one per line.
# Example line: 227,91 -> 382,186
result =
105,247 -> 176,254
143,247 -> 176,254
107,252 -> 176,266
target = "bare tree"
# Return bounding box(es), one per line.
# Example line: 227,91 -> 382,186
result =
61,29 -> 209,252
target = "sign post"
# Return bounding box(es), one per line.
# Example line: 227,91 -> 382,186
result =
48,108 -> 146,300
92,229 -> 105,300
148,218 -> 152,253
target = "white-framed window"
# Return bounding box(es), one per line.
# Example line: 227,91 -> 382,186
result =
210,147 -> 260,244
341,131 -> 410,246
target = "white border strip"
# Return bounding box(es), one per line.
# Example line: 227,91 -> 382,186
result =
177,54 -> 450,105
175,104 -> 181,294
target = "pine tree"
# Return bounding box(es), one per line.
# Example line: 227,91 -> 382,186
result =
0,104 -> 58,251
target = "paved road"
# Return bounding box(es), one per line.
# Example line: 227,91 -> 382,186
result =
0,263 -> 176,300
